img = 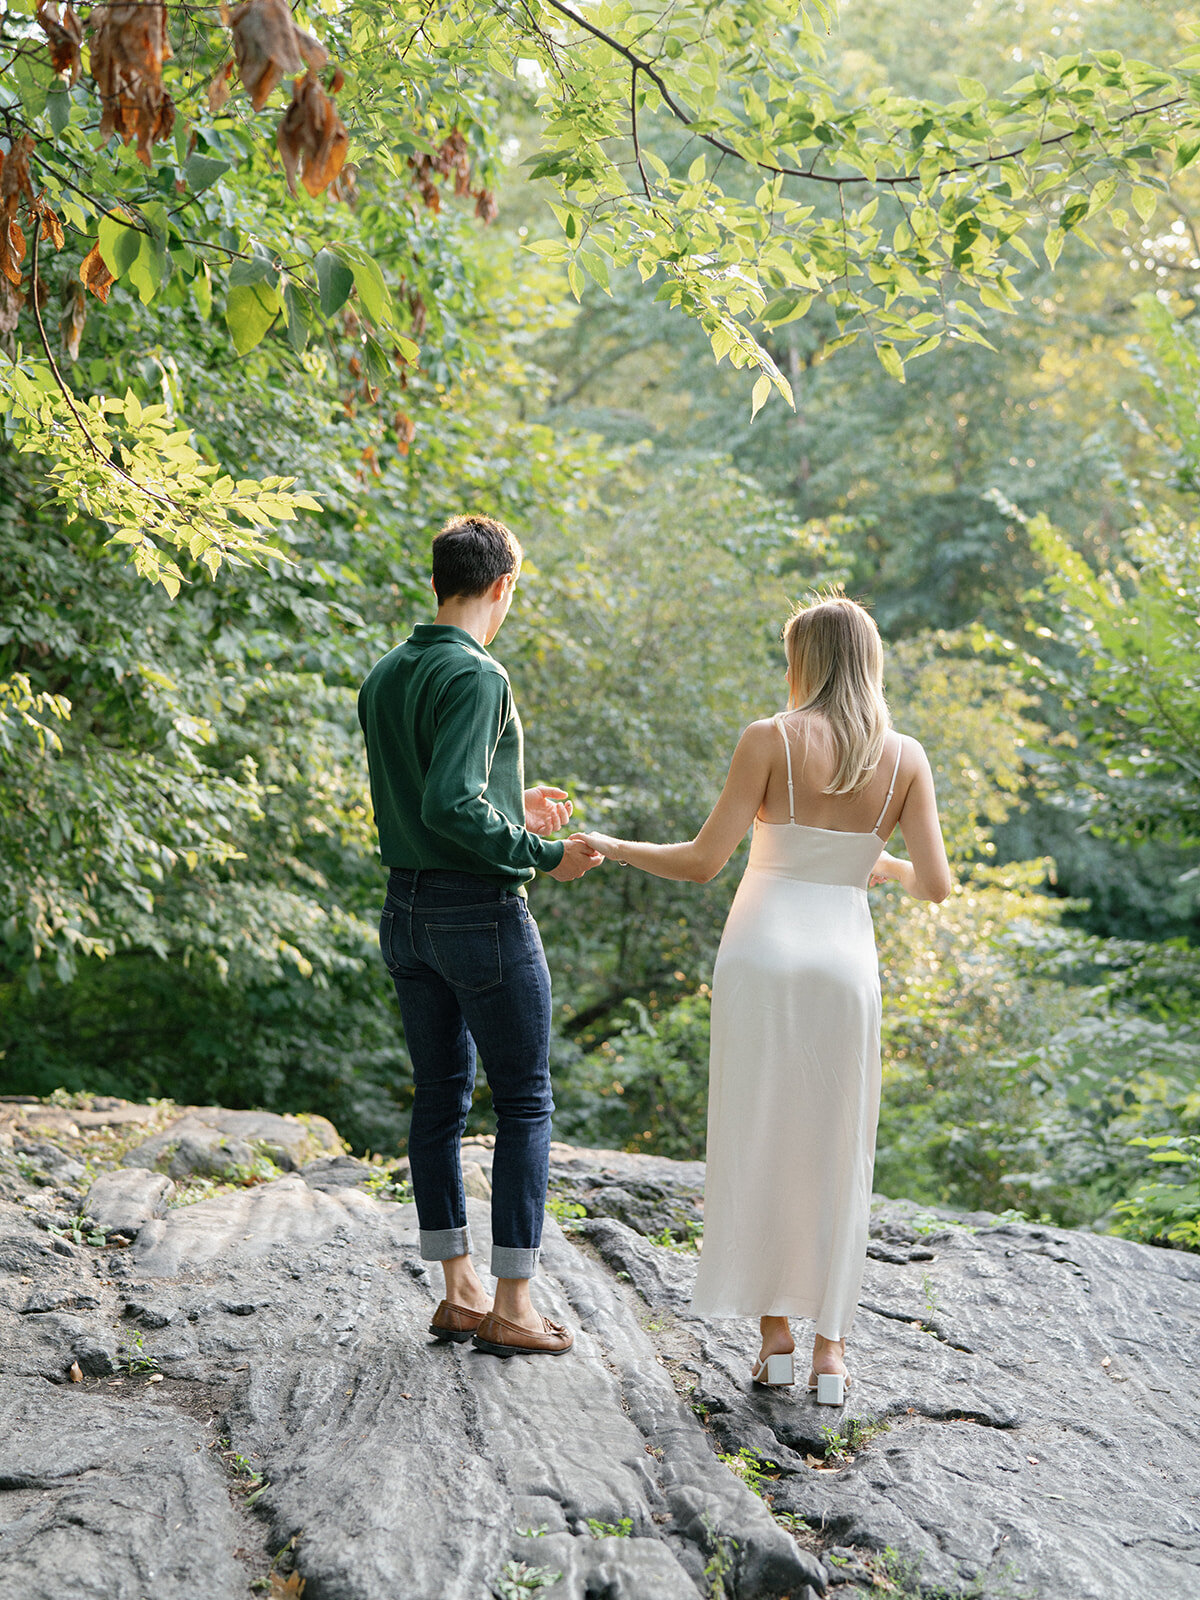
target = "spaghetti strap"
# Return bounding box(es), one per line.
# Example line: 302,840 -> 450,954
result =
773,713 -> 797,824
872,736 -> 903,836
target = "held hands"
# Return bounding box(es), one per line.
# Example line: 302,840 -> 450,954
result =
548,835 -> 604,881
572,831 -> 623,861
525,785 -> 573,836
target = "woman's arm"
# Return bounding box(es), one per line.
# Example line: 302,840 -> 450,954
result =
578,723 -> 774,883
869,740 -> 952,902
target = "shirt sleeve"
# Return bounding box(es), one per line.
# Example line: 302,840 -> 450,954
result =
420,666 -> 566,873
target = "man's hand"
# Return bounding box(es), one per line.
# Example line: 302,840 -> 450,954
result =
525,785 -> 573,836
547,836 -> 603,881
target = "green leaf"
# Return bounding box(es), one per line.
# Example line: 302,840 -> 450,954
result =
192,264 -> 212,322
225,282 -> 281,356
184,153 -> 232,194
344,252 -> 391,324
97,214 -> 143,281
126,233 -> 169,306
229,256 -> 276,288
876,342 -> 905,382
284,283 -> 310,353
316,249 -> 354,317
46,83 -> 70,137
1131,186 -> 1158,223
750,373 -> 771,420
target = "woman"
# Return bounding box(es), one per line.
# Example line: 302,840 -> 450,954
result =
577,595 -> 950,1401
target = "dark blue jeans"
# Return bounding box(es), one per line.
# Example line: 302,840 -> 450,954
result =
379,868 -> 554,1279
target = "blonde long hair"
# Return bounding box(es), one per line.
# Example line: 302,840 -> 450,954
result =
782,594 -> 890,796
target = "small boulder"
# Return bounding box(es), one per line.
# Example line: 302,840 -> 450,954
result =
85,1169 -> 175,1236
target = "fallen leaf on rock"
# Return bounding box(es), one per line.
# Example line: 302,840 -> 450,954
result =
276,71 -> 348,198
146,1372 -> 164,1383
60,278 -> 86,358
1101,1356 -> 1111,1368
227,0 -> 327,111
79,243 -> 115,302
88,1 -> 175,165
1027,1456 -> 1039,1465
68,1361 -> 83,1382
37,1 -> 83,83
269,1571 -> 305,1597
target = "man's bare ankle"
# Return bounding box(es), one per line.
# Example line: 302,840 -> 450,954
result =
493,1279 -> 541,1330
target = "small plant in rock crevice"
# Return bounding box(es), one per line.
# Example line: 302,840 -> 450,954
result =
699,1515 -> 739,1600
585,1516 -> 634,1538
45,1213 -> 111,1248
362,1166 -> 415,1205
118,1327 -> 160,1375
717,1446 -> 778,1498
545,1196 -> 587,1225
822,1415 -> 892,1465
491,1560 -> 562,1599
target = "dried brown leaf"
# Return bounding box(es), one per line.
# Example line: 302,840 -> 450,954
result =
37,1 -> 84,84
36,199 -> 65,251
276,71 -> 348,198
1,222 -> 27,288
393,411 -> 415,454
208,58 -> 235,114
474,188 -> 498,226
79,241 -> 115,303
89,2 -> 175,166
68,1361 -> 83,1382
228,0 -> 328,112
0,136 -> 37,222
60,278 -> 86,359
268,1571 -> 305,1597
0,278 -> 21,341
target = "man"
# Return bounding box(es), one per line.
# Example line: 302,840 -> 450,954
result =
358,513 -> 601,1357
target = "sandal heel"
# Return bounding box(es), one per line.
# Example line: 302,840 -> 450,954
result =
752,1352 -> 795,1387
816,1372 -> 846,1405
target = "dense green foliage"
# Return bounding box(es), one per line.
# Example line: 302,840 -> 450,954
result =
1,0 -> 1197,1249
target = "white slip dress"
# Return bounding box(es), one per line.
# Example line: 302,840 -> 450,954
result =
690,717 -> 901,1339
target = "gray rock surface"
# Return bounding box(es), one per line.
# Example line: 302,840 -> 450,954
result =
122,1107 -> 341,1177
84,1168 -> 174,1236
0,1103 -> 1197,1600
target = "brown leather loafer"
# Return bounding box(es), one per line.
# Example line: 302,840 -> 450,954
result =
472,1311 -> 574,1358
428,1300 -> 488,1344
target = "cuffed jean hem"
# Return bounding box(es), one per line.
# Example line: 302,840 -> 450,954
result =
420,1226 -> 472,1262
491,1244 -> 540,1279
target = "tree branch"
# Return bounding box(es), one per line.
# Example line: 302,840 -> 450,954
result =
538,0 -> 1187,193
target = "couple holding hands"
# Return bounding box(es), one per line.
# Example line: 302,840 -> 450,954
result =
358,514 -> 950,1397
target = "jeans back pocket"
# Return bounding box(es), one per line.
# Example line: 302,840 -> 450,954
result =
426,922 -> 503,993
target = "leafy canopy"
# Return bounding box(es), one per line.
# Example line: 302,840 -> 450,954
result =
3,0 -> 1200,584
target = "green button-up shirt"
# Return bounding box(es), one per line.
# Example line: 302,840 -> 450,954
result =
357,624 -> 565,890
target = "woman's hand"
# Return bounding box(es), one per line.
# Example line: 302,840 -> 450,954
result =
869,851 -> 908,888
572,831 -> 623,861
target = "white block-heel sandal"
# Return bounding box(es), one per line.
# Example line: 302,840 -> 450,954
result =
815,1371 -> 847,1405
751,1352 -> 796,1387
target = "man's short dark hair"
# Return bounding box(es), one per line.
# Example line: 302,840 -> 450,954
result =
431,515 -> 522,600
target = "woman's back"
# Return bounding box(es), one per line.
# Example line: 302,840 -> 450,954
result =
755,710 -> 907,843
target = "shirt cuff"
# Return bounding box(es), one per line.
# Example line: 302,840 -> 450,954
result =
533,836 -> 566,871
